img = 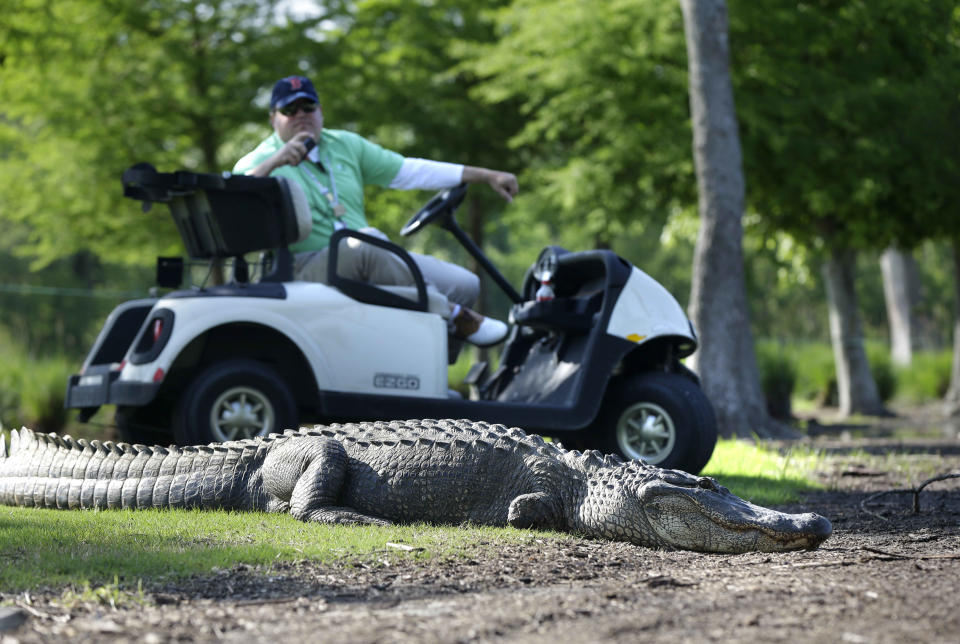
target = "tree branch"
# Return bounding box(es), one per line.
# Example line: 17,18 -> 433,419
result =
860,471 -> 960,519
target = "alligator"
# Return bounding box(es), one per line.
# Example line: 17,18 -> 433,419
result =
0,420 -> 831,553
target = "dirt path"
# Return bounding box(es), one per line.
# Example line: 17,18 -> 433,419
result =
3,439 -> 959,644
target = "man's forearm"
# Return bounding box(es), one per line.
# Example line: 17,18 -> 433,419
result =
248,156 -> 281,177
245,135 -> 313,177
462,165 -> 519,202
461,166 -> 496,184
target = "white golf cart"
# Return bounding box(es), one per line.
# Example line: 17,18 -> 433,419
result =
65,164 -> 717,473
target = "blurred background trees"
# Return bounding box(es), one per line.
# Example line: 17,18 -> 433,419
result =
1,0 -> 958,434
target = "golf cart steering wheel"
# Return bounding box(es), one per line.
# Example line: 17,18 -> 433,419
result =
400,183 -> 468,237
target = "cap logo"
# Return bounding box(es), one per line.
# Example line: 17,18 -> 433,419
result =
288,76 -> 302,90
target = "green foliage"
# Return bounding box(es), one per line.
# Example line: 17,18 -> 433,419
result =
0,335 -> 74,433
758,340 -> 903,407
744,226 -> 826,341
865,341 -> 897,402
0,335 -> 31,431
780,342 -> 837,405
0,244 -> 152,357
18,358 -> 73,433
911,241 -> 960,347
893,351 -> 954,404
755,340 -> 797,419
1,0 -> 958,367
467,0 -> 693,251
0,0 -> 348,266
730,0 -> 960,252
753,341 -> 955,410
319,0 -> 524,318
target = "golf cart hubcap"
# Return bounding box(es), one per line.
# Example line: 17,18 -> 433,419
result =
615,401 -> 676,463
210,386 -> 275,441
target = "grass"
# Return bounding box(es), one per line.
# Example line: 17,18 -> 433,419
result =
60,576 -> 147,609
823,446 -> 951,487
892,350 -> 953,404
0,507 -> 559,593
702,438 -> 825,506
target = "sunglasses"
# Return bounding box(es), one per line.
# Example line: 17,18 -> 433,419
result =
278,102 -> 319,117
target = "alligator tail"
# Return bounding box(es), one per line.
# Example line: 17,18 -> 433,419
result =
0,428 -> 264,512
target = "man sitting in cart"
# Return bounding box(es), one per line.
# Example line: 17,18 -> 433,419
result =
234,75 -> 517,347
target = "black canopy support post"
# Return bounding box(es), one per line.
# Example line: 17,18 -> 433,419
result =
440,215 -> 523,304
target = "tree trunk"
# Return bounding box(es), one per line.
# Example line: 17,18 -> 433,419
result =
880,246 -> 919,366
822,249 -> 887,416
680,0 -> 794,439
944,239 -> 960,417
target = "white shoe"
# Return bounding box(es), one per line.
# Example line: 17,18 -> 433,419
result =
451,306 -> 509,347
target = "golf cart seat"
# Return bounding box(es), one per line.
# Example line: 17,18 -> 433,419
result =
122,163 -> 312,283
121,165 -> 447,314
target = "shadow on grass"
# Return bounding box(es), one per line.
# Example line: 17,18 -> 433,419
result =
0,507 -> 317,591
0,507 -> 553,593
706,473 -> 823,508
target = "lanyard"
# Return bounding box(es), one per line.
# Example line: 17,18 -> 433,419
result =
304,151 -> 347,228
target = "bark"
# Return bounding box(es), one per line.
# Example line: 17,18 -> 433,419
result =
944,240 -> 960,417
680,0 -> 794,439
822,249 -> 887,417
880,247 -> 920,366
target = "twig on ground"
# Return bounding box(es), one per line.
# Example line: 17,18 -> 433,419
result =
233,597 -> 300,607
860,546 -> 960,561
771,561 -> 852,570
911,472 -> 960,512
859,471 -> 960,519
14,603 -> 53,620
773,548 -> 960,569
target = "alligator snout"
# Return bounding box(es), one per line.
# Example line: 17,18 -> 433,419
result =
641,480 -> 833,553
791,512 -> 833,543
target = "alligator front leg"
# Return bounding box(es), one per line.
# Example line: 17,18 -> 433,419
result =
507,492 -> 563,530
261,437 -> 390,526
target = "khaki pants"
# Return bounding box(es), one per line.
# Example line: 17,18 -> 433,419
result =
293,227 -> 480,309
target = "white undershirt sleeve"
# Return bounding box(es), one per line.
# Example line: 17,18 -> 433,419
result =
389,158 -> 465,190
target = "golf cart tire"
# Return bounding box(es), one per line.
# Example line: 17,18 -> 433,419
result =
594,372 -> 717,474
173,359 -> 298,445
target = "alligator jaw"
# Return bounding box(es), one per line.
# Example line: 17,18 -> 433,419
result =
641,480 -> 833,553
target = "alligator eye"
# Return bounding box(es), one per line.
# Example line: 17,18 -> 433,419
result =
697,477 -> 718,491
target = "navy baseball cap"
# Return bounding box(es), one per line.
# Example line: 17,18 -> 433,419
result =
270,75 -> 319,110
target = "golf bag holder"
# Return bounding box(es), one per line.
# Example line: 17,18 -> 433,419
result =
121,163 -> 311,283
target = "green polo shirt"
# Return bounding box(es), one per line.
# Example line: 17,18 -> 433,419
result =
233,129 -> 404,253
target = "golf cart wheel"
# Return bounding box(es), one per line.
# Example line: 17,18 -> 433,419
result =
174,359 -> 298,445
595,372 -> 717,474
